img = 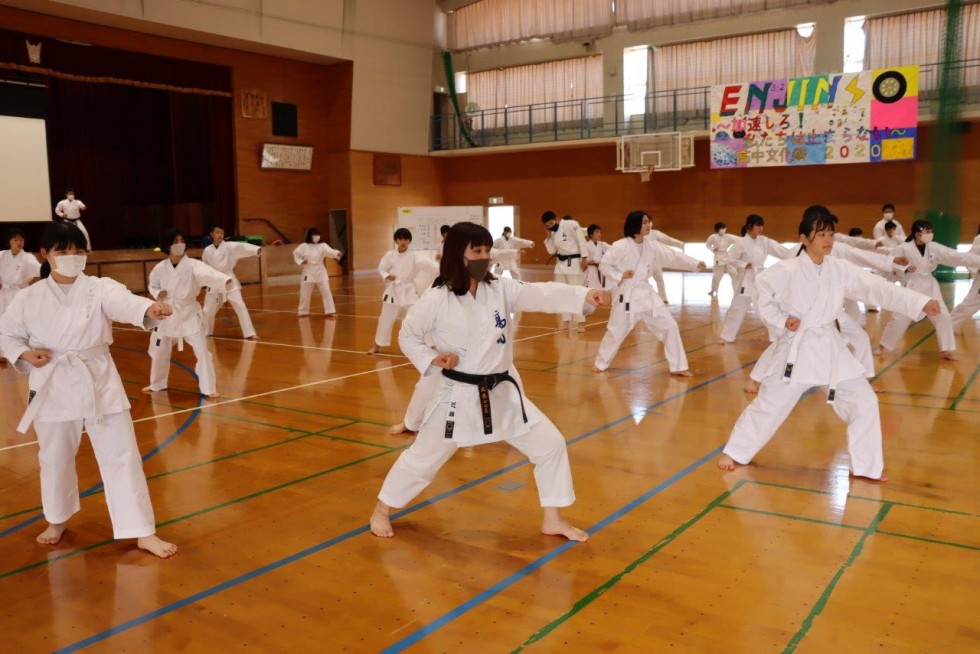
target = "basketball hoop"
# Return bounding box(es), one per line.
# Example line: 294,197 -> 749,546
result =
639,166 -> 653,182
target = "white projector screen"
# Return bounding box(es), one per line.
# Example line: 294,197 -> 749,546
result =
0,115 -> 52,222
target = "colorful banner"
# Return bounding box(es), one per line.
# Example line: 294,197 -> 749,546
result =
710,66 -> 918,169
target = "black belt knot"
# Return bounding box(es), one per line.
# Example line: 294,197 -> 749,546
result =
441,368 -> 527,436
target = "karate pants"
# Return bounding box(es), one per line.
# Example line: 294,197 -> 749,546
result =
147,330 -> 217,396
204,289 -> 257,338
378,405 -> 576,509
723,375 -> 884,479
554,271 -> 586,323
710,264 -> 734,296
651,269 -> 669,303
878,302 -> 956,352
585,266 -> 605,290
298,281 -> 336,315
402,373 -> 441,432
35,411 -> 156,538
374,302 -> 407,347
496,262 -> 521,280
68,219 -> 92,250
594,305 -> 689,372
720,293 -> 778,343
950,278 -> 980,332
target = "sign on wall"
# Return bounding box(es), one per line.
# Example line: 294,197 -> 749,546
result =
710,66 -> 918,169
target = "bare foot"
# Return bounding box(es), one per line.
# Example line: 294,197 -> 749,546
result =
872,382 -> 884,394
592,366 -> 605,373
137,535 -> 178,558
717,338 -> 729,345
37,522 -> 67,545
873,345 -> 886,357
367,345 -> 380,355
370,502 -> 394,537
850,472 -> 888,482
297,313 -> 309,318
388,422 -> 415,436
325,314 -> 337,319
574,325 -> 586,333
205,393 -> 220,400
941,350 -> 959,361
141,385 -> 162,394
717,454 -> 738,471
671,370 -> 695,378
541,515 -> 589,542
743,379 -> 760,393
245,335 -> 259,341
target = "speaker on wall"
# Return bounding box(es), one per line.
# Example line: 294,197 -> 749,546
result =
272,102 -> 298,137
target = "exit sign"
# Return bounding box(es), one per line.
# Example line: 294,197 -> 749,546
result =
488,197 -> 504,205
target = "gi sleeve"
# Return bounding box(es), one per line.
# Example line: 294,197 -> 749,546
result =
511,280 -> 589,316
0,291 -> 32,373
99,277 -> 156,330
398,288 -> 444,375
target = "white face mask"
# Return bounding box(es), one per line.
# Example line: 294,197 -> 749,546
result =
312,235 -> 321,243
883,212 -> 894,220
170,242 -> 186,256
719,228 -> 727,235
67,194 -> 75,201
53,253 -> 87,277
920,233 -> 934,243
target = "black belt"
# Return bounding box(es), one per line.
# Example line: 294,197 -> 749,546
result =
441,368 -> 527,437
557,253 -> 581,262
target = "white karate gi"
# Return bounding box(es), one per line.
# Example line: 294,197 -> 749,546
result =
950,235 -> 980,331
879,241 -> 980,353
648,230 -> 684,302
0,274 -> 161,538
0,250 -> 41,317
834,232 -> 878,252
720,235 -> 797,342
874,234 -> 905,253
55,198 -> 91,250
378,278 -> 590,509
492,235 -> 534,280
723,256 -> 930,479
706,232 -> 737,295
145,257 -> 231,396
374,249 -> 439,347
873,217 -> 906,240
594,237 -> 700,373
544,219 -> 589,323
293,242 -> 342,315
585,239 -> 611,289
202,240 -> 261,338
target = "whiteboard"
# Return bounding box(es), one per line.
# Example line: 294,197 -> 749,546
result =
396,206 -> 484,251
0,116 -> 52,222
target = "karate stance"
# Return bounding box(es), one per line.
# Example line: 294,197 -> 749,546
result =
202,225 -> 261,339
876,220 -> 980,361
593,211 -> 706,376
491,227 -> 533,279
542,211 -> 589,330
718,214 -> 797,344
718,209 -> 938,481
0,222 -> 177,557
54,188 -> 91,251
706,222 -> 736,297
0,228 -> 41,318
585,224 -> 611,289
143,229 -> 232,399
368,228 -> 438,355
950,226 -> 980,333
370,222 -> 610,539
293,227 -> 343,317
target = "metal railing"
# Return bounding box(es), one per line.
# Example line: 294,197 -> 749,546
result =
431,59 -> 980,151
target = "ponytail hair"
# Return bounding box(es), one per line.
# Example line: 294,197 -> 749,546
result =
906,219 -> 932,242
38,221 -> 87,278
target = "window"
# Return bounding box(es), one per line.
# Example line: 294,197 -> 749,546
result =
843,16 -> 865,73
623,45 -> 648,118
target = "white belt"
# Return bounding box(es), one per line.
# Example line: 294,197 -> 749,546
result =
782,323 -> 841,404
18,344 -> 110,433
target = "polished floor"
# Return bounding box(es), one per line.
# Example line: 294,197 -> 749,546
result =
0,269 -> 977,653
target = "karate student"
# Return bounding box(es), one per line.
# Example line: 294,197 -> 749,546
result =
542,211 -> 589,330
143,230 -> 232,399
0,222 -> 177,557
202,225 -> 261,339
836,227 -> 879,252
593,211 -> 706,375
872,204 -> 906,240
950,225 -> 980,333
718,209 -> 939,481
54,188 -> 91,251
718,214 -> 798,344
491,226 -> 534,279
706,222 -> 736,297
875,220 -> 904,252
369,221 -> 610,539
648,225 -> 685,303
368,228 -> 438,355
585,224 -> 611,289
876,220 -> 980,361
0,228 -> 41,318
293,227 -> 343,317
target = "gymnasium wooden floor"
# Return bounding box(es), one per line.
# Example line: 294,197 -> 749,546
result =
1,269 -> 977,653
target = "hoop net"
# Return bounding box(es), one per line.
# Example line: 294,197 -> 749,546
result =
639,166 -> 653,182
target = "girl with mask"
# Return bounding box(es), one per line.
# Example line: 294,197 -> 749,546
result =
718,208 -> 938,481
706,221 -> 736,297
293,227 -> 343,317
143,229 -> 232,399
369,222 -> 610,540
876,220 -> 980,360
0,228 -> 41,319
0,222 -> 177,557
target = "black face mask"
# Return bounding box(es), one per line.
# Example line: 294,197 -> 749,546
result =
549,224 -> 560,232
465,258 -> 491,281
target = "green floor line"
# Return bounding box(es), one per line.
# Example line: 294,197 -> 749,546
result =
717,504 -> 867,531
512,481 -> 746,653
783,503 -> 892,653
747,480 -> 975,516
949,363 -> 980,410
870,330 -> 934,381
875,529 -> 980,551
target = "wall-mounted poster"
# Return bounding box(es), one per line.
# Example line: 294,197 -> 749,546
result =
710,66 -> 918,169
